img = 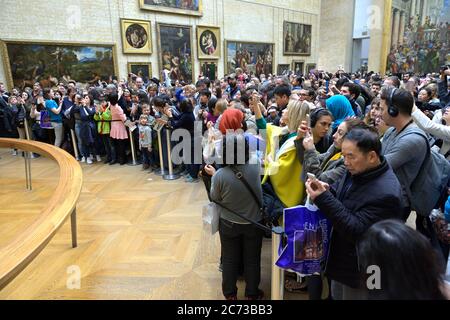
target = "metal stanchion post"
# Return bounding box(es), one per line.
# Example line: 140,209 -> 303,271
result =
127,126 -> 139,166
70,129 -> 79,160
271,233 -> 284,300
23,117 -> 34,159
163,129 -> 180,181
154,129 -> 166,176
23,150 -> 32,191
71,208 -> 77,248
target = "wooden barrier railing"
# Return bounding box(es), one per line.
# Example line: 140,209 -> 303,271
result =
0,138 -> 83,290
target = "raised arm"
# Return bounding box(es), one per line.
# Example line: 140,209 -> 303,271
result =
412,104 -> 450,142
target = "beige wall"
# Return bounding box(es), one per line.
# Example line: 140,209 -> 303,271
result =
0,0 -> 321,89
318,0 -> 355,73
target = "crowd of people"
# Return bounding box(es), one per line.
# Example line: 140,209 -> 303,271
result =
1,63 -> 450,300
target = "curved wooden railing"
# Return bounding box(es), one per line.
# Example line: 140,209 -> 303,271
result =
0,138 -> 83,290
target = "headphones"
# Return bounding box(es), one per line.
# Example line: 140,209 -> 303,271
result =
387,87 -> 399,117
310,108 -> 332,128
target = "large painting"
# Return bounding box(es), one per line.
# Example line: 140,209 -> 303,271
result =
1,41 -> 117,90
120,19 -> 152,54
283,21 -> 312,55
197,26 -> 220,60
157,23 -> 194,84
225,41 -> 274,77
386,0 -> 449,75
139,0 -> 202,17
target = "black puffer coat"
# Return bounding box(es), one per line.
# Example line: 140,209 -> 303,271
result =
314,157 -> 404,288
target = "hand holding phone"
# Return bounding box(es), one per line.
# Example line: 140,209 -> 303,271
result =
307,172 -> 318,181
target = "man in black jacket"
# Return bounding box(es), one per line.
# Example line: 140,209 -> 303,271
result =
0,93 -> 14,138
306,128 -> 404,300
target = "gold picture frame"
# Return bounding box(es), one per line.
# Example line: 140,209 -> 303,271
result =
292,60 -> 305,74
156,23 -> 194,84
139,0 -> 202,17
1,40 -> 118,90
120,18 -> 152,54
127,62 -> 152,83
196,25 -> 220,60
283,21 -> 312,56
225,40 -> 274,77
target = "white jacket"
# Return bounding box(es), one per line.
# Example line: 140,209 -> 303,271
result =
412,109 -> 450,159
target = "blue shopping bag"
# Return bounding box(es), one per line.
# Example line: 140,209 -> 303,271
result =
276,202 -> 331,276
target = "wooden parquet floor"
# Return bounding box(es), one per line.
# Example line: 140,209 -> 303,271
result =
0,148 -> 305,300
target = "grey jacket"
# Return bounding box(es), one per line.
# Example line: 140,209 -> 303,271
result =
296,140 -> 346,185
210,164 -> 262,224
138,125 -> 152,148
382,123 -> 428,207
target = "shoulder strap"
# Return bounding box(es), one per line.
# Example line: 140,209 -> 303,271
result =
229,166 -> 263,210
211,200 -> 281,234
400,130 -> 431,190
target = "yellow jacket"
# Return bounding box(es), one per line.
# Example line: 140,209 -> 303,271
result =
262,124 -> 305,207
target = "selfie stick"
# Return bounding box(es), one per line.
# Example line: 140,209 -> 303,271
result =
163,129 -> 180,181
154,129 -> 166,176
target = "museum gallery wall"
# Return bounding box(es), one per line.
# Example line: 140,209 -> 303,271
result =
0,0 -> 320,87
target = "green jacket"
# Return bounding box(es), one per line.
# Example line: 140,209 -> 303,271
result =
93,106 -> 112,135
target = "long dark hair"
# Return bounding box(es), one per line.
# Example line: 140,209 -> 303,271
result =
179,98 -> 193,113
357,220 -> 447,300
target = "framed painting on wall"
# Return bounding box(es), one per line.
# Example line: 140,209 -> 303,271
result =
283,21 -> 312,55
197,26 -> 220,60
127,62 -> 152,83
157,23 -> 194,84
225,41 -> 274,77
292,61 -> 305,75
120,19 -> 152,54
277,64 -> 290,75
201,61 -> 217,81
306,63 -> 317,74
139,0 -> 202,17
1,40 -> 118,90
